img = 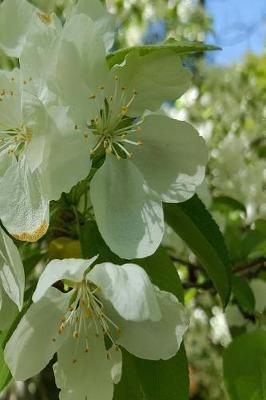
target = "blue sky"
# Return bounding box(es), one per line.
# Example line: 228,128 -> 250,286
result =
205,0 -> 266,64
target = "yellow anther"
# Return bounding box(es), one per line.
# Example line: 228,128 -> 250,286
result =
73,331 -> 80,339
86,308 -> 93,317
121,106 -> 128,115
37,12 -> 53,24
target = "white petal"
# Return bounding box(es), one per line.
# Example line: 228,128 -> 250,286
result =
89,263 -> 161,322
0,156 -> 49,242
90,157 -> 164,259
113,50 -> 191,115
0,284 -> 18,330
33,256 -> 98,302
115,289 -> 189,360
110,346 -> 122,384
131,114 -> 208,202
67,0 -> 115,50
0,0 -> 59,57
54,324 -> 114,400
39,106 -> 91,201
0,227 -> 24,309
53,14 -> 109,125
0,69 -> 22,127
4,288 -> 71,381
0,0 -> 36,57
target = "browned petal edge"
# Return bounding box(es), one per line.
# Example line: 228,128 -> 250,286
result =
12,221 -> 49,242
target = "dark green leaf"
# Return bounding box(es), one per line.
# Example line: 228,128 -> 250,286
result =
114,345 -> 188,400
212,195 -> 246,214
164,195 -> 232,306
232,276 -> 255,314
107,41 -> 221,68
223,331 -> 266,400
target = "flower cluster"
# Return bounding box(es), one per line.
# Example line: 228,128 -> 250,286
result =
0,0 -> 208,398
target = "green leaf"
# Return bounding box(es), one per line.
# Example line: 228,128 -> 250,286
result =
223,331 -> 266,400
114,345 -> 188,400
232,276 -> 255,314
164,195 -> 232,306
107,40 -> 221,68
212,195 -> 246,214
81,222 -> 189,400
0,331 -> 11,393
255,219 -> 266,236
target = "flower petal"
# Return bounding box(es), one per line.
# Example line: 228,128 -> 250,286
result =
110,346 -> 122,384
0,0 -> 59,58
89,263 -> 161,321
0,227 -> 25,310
115,289 -> 189,360
0,69 -> 22,128
66,0 -> 115,50
0,156 -> 49,242
39,106 -> 91,201
4,287 -> 71,381
0,284 -> 18,330
33,256 -> 98,302
54,323 -> 114,400
52,14 -> 109,125
0,0 -> 35,57
113,50 -> 191,116
131,114 -> 208,202
90,157 -> 164,259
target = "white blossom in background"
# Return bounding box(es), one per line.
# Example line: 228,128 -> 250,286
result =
0,227 -> 25,330
5,257 -> 189,400
212,133 -> 266,223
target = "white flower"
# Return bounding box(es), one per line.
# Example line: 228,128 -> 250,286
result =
5,257 -> 189,400
29,14 -> 208,258
0,0 -> 114,59
0,68 -> 89,241
0,227 -> 25,330
0,0 -> 59,58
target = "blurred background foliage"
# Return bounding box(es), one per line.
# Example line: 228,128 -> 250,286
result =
0,1 -> 265,399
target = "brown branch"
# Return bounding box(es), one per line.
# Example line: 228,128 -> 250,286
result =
234,256 -> 266,275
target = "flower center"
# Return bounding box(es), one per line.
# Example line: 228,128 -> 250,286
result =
56,281 -> 120,364
0,124 -> 32,158
86,76 -> 143,160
